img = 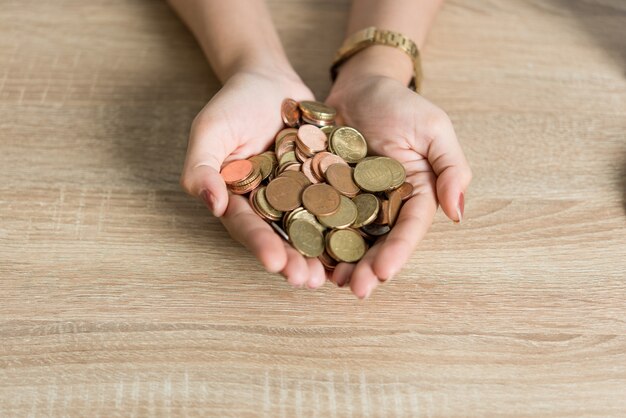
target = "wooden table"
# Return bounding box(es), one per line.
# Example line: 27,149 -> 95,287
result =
1,1 -> 625,416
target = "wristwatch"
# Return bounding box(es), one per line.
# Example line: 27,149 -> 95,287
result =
331,26 -> 423,92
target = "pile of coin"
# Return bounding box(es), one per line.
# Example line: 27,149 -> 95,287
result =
220,99 -> 413,270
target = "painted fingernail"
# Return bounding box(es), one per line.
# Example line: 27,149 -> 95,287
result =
455,192 -> 465,223
200,190 -> 216,215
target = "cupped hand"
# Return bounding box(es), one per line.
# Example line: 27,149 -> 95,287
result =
326,75 -> 472,298
179,69 -> 327,289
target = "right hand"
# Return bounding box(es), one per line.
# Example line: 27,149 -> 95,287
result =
179,69 -> 328,289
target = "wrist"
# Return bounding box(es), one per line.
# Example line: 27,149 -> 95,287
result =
332,45 -> 414,92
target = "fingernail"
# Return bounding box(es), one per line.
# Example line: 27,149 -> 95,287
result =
200,190 -> 216,215
455,192 -> 465,223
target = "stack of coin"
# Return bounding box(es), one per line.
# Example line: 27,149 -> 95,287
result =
220,99 -> 413,269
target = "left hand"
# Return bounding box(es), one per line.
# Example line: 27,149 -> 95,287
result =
326,75 -> 472,298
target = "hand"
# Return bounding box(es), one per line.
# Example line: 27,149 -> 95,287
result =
179,69 -> 328,289
326,75 -> 472,298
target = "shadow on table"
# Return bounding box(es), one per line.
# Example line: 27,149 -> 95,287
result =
551,0 -> 626,73
550,0 -> 626,212
103,2 -> 228,249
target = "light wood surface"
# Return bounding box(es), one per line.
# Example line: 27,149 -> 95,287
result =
1,0 -> 625,416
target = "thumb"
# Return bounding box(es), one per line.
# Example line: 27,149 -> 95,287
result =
426,112 -> 472,222
179,117 -> 233,217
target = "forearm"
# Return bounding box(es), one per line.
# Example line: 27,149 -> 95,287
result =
167,0 -> 294,82
334,0 -> 444,87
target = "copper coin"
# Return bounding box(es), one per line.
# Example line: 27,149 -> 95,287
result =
325,163 -> 360,197
220,160 -> 254,185
301,183 -> 341,217
281,98 -> 301,128
311,151 -> 331,181
265,176 -> 303,211
387,189 -> 402,227
279,170 -> 311,189
318,153 -> 348,176
297,124 -> 327,154
375,199 -> 390,225
295,145 -> 309,162
395,182 -> 414,200
301,159 -> 320,184
275,136 -> 296,160
230,172 -> 261,195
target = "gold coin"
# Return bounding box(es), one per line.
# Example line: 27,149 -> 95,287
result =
320,125 -> 336,139
378,157 -> 406,189
302,183 -> 341,217
256,186 -> 283,221
325,163 -> 360,197
285,207 -> 325,234
289,219 -> 325,258
299,101 -> 336,122
353,159 -> 393,192
329,127 -> 367,163
352,193 -> 379,228
326,229 -> 367,263
278,150 -> 297,168
248,154 -> 273,181
265,176 -> 302,211
317,196 -> 358,229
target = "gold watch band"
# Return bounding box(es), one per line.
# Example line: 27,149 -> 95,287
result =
330,26 -> 423,92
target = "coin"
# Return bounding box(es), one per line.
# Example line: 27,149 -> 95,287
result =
320,125 -> 336,139
353,159 -> 393,192
301,159 -> 320,184
299,101 -> 336,122
265,176 -> 303,211
302,183 -> 341,217
395,182 -> 414,200
352,193 -> 380,228
318,153 -> 348,176
326,229 -> 367,263
375,199 -> 390,225
317,195 -> 358,229
378,157 -> 406,189
318,251 -> 338,272
325,163 -> 360,198
281,98 -> 301,128
220,160 -> 254,185
275,136 -> 296,161
256,186 -> 283,221
361,223 -> 391,237
284,207 -> 325,234
248,154 -> 273,181
279,170 -> 311,189
387,189 -> 402,227
297,124 -> 327,154
329,127 -> 367,163
289,219 -> 325,257
311,151 -> 331,181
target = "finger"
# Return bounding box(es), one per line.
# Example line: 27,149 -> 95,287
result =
350,241 -> 384,299
179,114 -> 234,217
332,263 -> 356,288
282,244 -> 310,288
220,195 -> 287,273
372,177 -> 438,280
305,258 -> 326,289
425,111 -> 472,222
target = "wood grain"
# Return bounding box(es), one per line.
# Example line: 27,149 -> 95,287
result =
1,0 -> 625,416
